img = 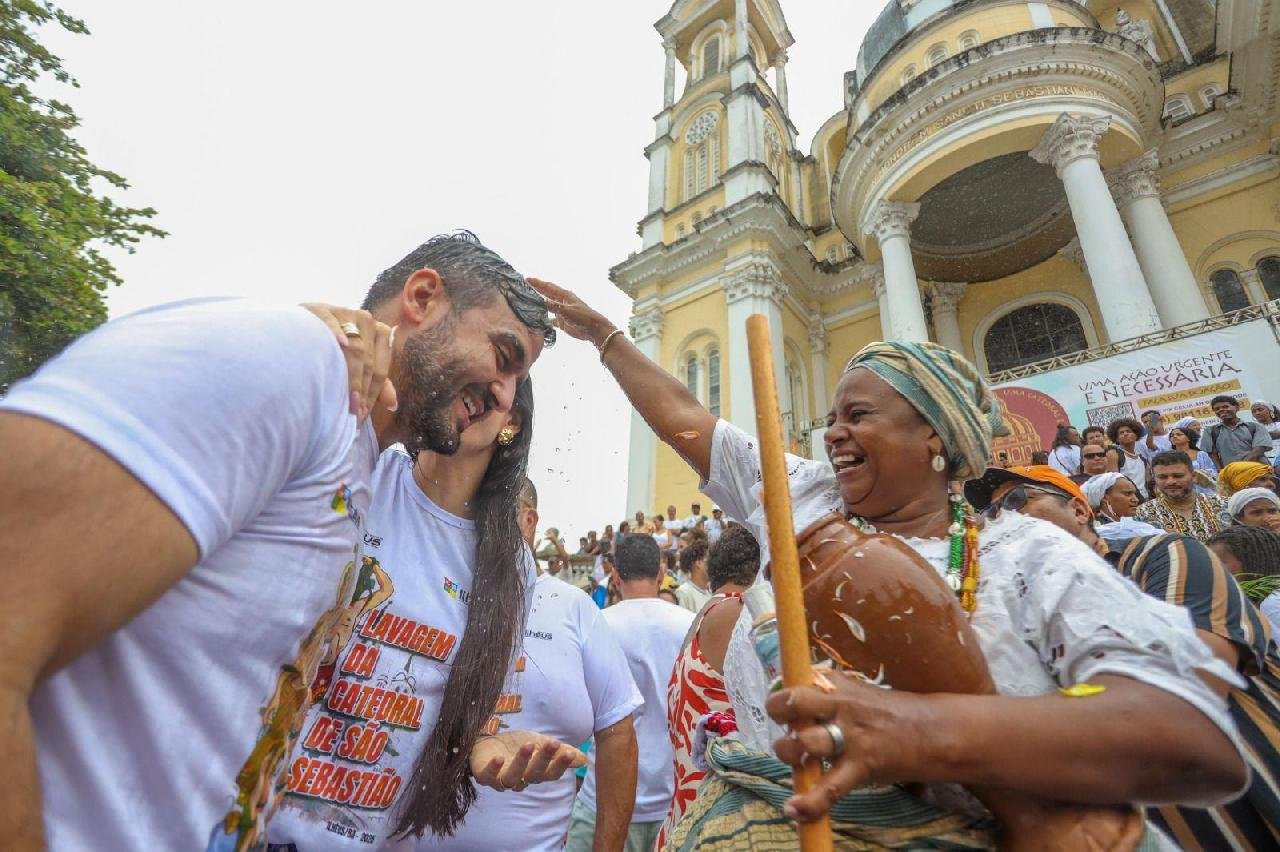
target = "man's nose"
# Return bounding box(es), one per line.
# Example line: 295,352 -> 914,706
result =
490,376 -> 517,413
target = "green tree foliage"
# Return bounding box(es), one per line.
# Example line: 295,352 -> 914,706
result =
0,0 -> 165,391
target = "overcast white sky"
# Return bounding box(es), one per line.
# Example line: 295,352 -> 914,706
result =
42,1 -> 881,538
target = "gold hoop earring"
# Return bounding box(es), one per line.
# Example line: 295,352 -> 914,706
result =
496,426 -> 517,446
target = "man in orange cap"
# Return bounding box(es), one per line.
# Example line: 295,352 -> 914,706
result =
966,464 -> 1280,848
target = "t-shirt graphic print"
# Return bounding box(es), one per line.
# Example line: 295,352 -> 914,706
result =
266,447 -> 505,849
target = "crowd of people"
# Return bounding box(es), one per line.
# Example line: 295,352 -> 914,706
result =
4,232 -> 1280,851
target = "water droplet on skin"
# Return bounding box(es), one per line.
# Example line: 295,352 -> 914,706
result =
675,431 -> 701,440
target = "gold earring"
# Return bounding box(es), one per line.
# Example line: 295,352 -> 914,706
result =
496,426 -> 517,446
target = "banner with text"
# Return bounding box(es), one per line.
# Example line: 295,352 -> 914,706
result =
991,318 -> 1280,465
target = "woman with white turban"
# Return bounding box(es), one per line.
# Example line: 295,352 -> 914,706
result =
1228,487 -> 1280,532
1082,473 -> 1142,522
533,278 -> 1249,849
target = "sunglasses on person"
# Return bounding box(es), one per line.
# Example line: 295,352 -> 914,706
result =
1082,451 -> 1107,460
984,484 -> 1072,518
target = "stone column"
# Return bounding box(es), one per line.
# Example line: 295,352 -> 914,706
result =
1240,268 -> 1268,306
734,0 -> 749,61
1107,150 -> 1210,327
869,265 -> 892,339
774,50 -> 790,113
723,258 -> 786,436
663,37 -> 677,109
625,308 -> 663,516
863,202 -> 929,342
927,281 -> 968,354
1030,114 -> 1162,340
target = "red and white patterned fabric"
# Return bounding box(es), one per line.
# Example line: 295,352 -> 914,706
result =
656,594 -> 739,849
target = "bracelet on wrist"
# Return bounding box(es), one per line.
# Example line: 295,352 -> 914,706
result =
597,328 -> 624,363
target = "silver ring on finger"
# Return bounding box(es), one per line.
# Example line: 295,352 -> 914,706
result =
340,321 -> 362,338
822,722 -> 846,759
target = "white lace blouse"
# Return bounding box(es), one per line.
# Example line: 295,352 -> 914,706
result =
702,420 -> 1246,786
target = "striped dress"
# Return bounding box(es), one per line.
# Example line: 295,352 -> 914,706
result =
1110,533 -> 1280,849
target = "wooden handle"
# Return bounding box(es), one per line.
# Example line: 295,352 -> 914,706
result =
746,315 -> 834,852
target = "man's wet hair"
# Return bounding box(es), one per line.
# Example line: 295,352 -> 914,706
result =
362,231 -> 555,346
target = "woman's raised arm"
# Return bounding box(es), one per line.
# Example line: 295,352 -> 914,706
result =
529,278 -> 718,480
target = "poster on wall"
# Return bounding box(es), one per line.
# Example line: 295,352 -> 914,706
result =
991,317 -> 1280,465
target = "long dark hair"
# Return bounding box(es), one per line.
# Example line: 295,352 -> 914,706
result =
395,377 -> 534,838
1051,423 -> 1073,449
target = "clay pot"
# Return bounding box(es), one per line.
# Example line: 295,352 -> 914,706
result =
797,512 -> 1143,852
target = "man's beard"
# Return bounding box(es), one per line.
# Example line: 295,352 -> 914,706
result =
396,319 -> 470,457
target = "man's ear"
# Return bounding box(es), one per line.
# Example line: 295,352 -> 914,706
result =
400,268 -> 449,327
1072,497 -> 1093,530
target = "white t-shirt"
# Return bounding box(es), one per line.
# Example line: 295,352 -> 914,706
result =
415,574 -> 643,851
701,419 -> 1245,777
268,447 -> 536,848
675,581 -> 713,614
1046,445 -> 1081,477
1116,448 -> 1150,498
681,513 -> 706,530
704,517 -> 726,542
1137,432 -> 1173,462
578,598 -> 695,823
0,298 -> 375,852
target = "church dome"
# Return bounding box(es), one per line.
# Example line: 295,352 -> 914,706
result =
853,0 -> 965,91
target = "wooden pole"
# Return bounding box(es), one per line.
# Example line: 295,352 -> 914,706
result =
746,314 -> 834,852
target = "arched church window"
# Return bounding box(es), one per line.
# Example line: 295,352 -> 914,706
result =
684,353 -> 700,399
984,303 -> 1088,374
682,111 -> 721,201
1162,95 -> 1193,122
958,30 -> 980,51
901,64 -> 917,86
926,43 -> 949,68
707,348 -> 721,416
1210,269 -> 1251,313
1199,84 -> 1223,110
701,36 -> 721,79
1256,256 -> 1280,301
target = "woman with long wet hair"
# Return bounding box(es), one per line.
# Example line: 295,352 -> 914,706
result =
267,377 -> 586,848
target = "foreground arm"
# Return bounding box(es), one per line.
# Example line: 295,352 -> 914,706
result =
529,278 -> 717,479
0,414 -> 201,845
589,716 -> 638,852
768,672 -> 1245,821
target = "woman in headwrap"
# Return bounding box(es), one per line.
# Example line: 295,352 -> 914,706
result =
1219,461 -> 1278,497
530,279 -> 1247,849
1227,487 -> 1280,532
1082,472 -> 1142,522
1250,402 -> 1280,464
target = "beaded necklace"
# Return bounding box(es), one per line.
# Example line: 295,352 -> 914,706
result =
846,491 -> 981,615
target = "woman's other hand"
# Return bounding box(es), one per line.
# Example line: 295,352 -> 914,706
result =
301,303 -> 397,421
469,730 -> 587,792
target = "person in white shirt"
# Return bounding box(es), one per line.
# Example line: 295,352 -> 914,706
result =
402,478 -> 641,852
681,502 -> 708,530
1139,409 -> 1174,463
661,505 -> 684,538
704,507 -> 727,542
674,538 -> 713,614
531,275 -> 1249,841
267,380 -> 586,849
0,233 -> 557,851
567,535 -> 695,852
1046,423 -> 1082,478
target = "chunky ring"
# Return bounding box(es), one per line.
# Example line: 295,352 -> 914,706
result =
339,321 -> 362,338
822,721 -> 846,759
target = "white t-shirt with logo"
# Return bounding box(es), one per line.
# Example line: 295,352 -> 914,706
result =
0,298 -> 374,852
415,573 -> 643,851
578,598 -> 695,823
267,447 -> 535,848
